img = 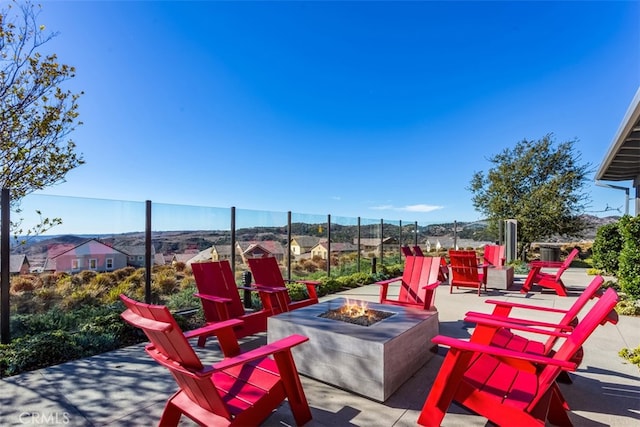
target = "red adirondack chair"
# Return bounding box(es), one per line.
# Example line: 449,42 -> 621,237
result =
417,288 -> 619,427
191,260 -> 277,346
247,256 -> 321,314
119,294 -> 312,427
521,248 -> 580,296
437,257 -> 449,282
375,255 -> 441,310
448,250 -> 487,296
465,275 -> 612,382
482,244 -> 505,267
401,245 -> 413,257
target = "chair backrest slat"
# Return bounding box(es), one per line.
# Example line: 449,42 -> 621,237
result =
554,248 -> 580,280
192,260 -> 246,320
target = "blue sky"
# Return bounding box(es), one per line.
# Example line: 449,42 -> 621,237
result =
24,0 -> 640,230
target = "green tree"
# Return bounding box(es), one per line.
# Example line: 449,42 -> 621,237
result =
0,1 -> 83,236
468,134 -> 591,258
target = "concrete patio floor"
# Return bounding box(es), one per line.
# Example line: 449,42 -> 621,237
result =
1,268 -> 639,426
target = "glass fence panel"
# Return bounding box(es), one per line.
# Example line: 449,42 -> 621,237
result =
359,217 -> 381,272
10,194 -> 147,315
382,219 -> 402,266
234,208 -> 288,283
290,212 -> 328,280
400,221 -> 419,248
329,215 -> 359,277
151,202 -> 231,264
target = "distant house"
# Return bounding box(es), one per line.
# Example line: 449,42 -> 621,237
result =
171,253 -> 194,264
49,239 -> 128,273
114,244 -> 157,268
290,236 -> 321,257
185,247 -> 215,265
0,254 -> 31,275
153,253 -> 166,266
236,240 -> 285,263
355,237 -> 399,256
211,244 -> 233,261
310,242 -> 357,260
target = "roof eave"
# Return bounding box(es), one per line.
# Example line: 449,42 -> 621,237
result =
596,86 -> 640,182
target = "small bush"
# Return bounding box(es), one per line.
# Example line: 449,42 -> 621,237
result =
10,276 -> 36,293
615,298 -> 640,316
592,222 -> 622,275
0,331 -> 84,377
619,345 -> 640,369
618,215 -> 640,300
77,270 -> 98,284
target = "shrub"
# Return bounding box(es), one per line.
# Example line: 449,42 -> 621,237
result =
619,345 -> 640,369
10,276 -> 36,293
173,261 -> 187,272
77,269 -> 98,284
615,297 -> 640,316
36,272 -> 62,288
287,282 -> 310,301
618,215 -> 640,299
113,266 -> 136,281
152,270 -> 178,294
0,331 -> 84,377
592,222 -> 622,275
90,272 -> 117,289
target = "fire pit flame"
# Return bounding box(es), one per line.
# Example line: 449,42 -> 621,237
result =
319,298 -> 394,326
338,299 -> 370,319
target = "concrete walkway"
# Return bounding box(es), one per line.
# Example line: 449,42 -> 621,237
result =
1,268 -> 639,426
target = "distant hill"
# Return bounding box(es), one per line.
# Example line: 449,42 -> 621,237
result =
11,215 -> 620,263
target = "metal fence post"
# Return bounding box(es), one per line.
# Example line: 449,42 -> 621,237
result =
145,200 -> 152,303
1,188 -> 10,343
357,217 -> 361,273
230,206 -> 236,277
287,211 -> 292,281
326,214 -> 331,276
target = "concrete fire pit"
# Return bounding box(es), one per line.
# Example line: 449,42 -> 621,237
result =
267,297 -> 439,402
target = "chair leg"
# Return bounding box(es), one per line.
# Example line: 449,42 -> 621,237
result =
545,385 -> 574,426
417,349 -> 473,426
273,351 -> 312,426
159,395 -> 183,427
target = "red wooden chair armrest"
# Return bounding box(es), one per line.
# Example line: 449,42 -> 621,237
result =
253,284 -> 289,293
237,285 -> 263,292
422,281 -> 441,290
464,314 -> 571,337
193,293 -> 233,304
183,318 -> 245,340
465,311 -> 574,331
484,299 -> 569,314
375,276 -> 402,286
432,335 -> 577,370
122,310 -> 173,332
529,260 -> 564,269
212,334 -> 309,371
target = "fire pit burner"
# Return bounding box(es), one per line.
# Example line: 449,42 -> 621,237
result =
319,303 -> 394,326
